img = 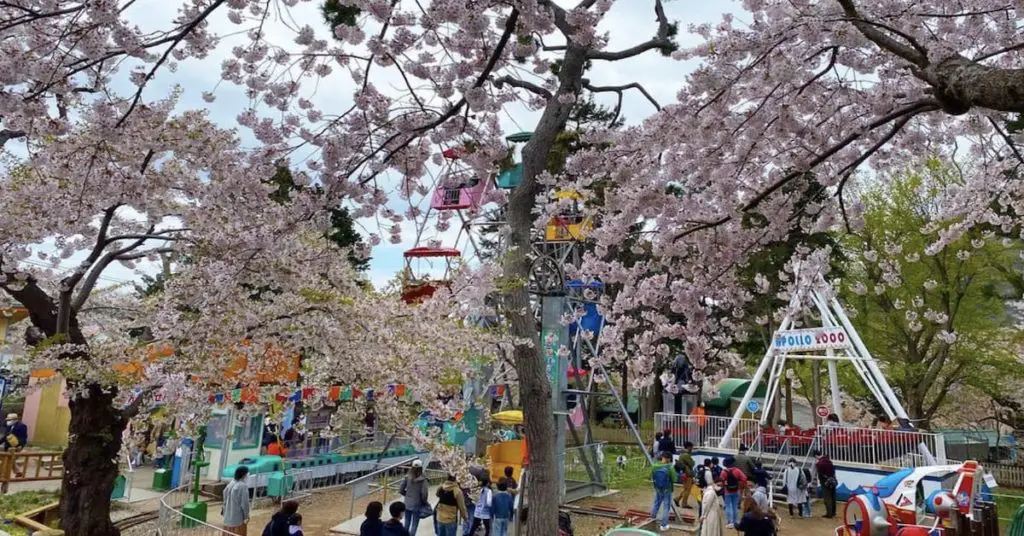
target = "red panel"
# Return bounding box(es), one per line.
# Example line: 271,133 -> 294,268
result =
404,247 -> 461,258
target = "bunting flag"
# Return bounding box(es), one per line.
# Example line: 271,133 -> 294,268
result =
341,386 -> 353,401
214,392 -> 225,404
495,385 -> 505,397
386,384 -> 397,395
242,387 -> 258,403
289,389 -> 301,402
230,389 -> 242,403
365,389 -> 374,401
328,385 -> 341,401
275,391 -> 289,402
352,387 -> 363,399
396,384 -> 407,397
301,387 -> 316,400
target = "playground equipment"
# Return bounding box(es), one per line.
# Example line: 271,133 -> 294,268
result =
835,460 -> 991,536
400,246 -> 461,304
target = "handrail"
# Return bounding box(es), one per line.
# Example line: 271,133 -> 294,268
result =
157,485 -> 235,535
345,454 -> 422,486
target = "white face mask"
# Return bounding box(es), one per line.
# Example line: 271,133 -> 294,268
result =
5,420 -> 13,426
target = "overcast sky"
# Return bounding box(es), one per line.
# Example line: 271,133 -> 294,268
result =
31,1 -> 736,290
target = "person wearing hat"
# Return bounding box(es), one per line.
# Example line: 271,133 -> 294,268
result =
398,459 -> 429,534
4,413 -> 28,477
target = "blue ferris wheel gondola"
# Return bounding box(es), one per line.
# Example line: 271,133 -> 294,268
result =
567,280 -> 604,338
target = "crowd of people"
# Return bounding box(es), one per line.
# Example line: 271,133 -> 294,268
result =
356,462 -> 519,536
649,428 -> 839,535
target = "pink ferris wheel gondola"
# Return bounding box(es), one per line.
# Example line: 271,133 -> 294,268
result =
431,145 -> 488,211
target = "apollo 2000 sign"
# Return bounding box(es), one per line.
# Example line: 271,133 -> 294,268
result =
772,327 -> 850,352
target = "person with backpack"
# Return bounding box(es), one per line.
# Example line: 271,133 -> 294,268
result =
710,457 -> 723,482
673,441 -> 696,508
398,459 -> 429,534
718,456 -> 748,528
650,451 -> 678,531
435,475 -> 468,536
813,450 -> 838,518
781,458 -> 809,518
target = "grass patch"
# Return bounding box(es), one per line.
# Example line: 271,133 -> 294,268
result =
0,490 -> 60,536
565,446 -> 653,491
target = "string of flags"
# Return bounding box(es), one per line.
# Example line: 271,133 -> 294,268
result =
207,383 -> 413,404
205,382 -> 510,406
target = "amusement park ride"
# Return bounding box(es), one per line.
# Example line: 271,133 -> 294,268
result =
400,132 -> 649,504
836,460 -> 994,536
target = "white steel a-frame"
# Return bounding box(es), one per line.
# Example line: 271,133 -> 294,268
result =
718,277 -> 923,454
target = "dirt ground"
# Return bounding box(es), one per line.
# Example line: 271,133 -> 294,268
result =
229,486 -> 840,536
572,488 -> 839,535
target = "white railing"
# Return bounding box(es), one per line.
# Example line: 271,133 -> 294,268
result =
654,414 -> 763,452
815,425 -> 943,467
157,485 -> 235,536
654,413 -> 945,468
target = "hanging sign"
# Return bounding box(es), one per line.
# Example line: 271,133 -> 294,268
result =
772,327 -> 850,352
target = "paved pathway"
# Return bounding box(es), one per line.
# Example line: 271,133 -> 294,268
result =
330,484 -> 445,535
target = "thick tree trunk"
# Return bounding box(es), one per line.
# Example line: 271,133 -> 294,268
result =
501,38 -> 589,535
60,384 -> 125,536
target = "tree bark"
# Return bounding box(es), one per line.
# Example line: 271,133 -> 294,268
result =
501,37 -> 588,535
59,384 -> 125,536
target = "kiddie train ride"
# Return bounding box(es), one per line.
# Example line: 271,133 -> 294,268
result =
835,460 -> 994,536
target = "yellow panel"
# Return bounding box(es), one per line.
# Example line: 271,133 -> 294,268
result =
34,381 -> 70,447
487,440 -> 526,483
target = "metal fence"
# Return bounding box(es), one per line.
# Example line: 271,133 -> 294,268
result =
157,485 -> 235,536
344,456 -> 437,520
654,413 -> 946,468
816,426 -> 945,467
654,414 -> 763,451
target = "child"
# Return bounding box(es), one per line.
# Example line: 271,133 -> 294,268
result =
288,513 -> 304,536
382,502 -> 411,536
360,501 -> 384,536
491,481 -> 515,536
469,479 -> 494,536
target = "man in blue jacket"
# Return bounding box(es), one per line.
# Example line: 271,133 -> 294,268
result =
4,413 -> 28,477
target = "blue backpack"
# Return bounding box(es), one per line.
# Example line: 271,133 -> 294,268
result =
652,466 -> 671,490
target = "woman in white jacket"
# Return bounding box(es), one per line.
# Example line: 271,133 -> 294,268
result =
782,458 -> 810,518
699,483 -> 726,536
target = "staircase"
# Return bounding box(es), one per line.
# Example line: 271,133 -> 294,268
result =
752,435 -> 821,509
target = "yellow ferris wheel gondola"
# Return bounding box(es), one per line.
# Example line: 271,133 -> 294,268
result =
544,190 -> 593,242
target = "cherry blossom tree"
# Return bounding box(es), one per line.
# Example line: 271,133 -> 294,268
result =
7,0 -> 1024,534
571,1 -> 1024,406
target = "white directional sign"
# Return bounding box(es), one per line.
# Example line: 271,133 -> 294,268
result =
772,327 -> 850,352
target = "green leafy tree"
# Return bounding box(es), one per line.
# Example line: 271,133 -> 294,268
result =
266,163 -> 370,272
839,167 -> 1024,427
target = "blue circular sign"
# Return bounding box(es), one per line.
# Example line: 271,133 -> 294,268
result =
746,400 -> 761,413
